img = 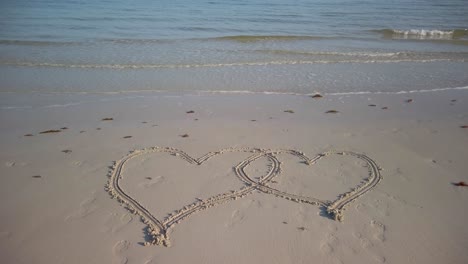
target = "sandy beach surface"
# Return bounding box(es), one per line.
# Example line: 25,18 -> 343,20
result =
1,90 -> 468,263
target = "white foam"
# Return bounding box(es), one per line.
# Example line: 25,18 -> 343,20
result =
0,105 -> 33,110
326,86 -> 468,96
391,29 -> 455,40
44,102 -> 83,108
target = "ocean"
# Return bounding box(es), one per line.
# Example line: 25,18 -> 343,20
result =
0,0 -> 467,94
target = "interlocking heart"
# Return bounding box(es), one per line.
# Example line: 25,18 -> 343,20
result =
106,147 -> 382,247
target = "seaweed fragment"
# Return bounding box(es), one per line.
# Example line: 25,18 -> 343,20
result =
123,136 -> 132,139
102,118 -> 113,121
325,110 -> 339,114
180,134 -> 189,138
186,110 -> 195,114
310,94 -> 323,99
39,130 -> 61,134
284,110 -> 295,113
453,181 -> 468,187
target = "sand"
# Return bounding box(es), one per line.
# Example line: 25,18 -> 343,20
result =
1,90 -> 468,263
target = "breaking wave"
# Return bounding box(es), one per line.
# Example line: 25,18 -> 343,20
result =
375,28 -> 468,40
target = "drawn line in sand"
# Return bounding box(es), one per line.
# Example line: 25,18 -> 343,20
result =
106,147 -> 382,246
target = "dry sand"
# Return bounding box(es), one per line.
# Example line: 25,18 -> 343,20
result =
0,90 -> 467,263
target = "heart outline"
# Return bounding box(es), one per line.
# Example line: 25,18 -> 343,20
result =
106,147 -> 382,246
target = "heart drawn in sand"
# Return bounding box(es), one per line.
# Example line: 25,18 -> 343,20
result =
106,147 -> 382,247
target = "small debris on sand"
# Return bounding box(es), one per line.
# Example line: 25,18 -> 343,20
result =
32,175 -> 42,178
180,134 -> 189,138
39,130 -> 61,134
251,120 -> 257,122
368,104 -> 376,107
142,121 -> 147,124
325,110 -> 339,114
284,110 -> 294,113
102,118 -> 113,121
453,181 -> 467,187
282,221 -> 288,224
62,150 -> 72,154
186,110 -> 195,114
451,99 -> 457,102
79,131 -> 86,133
145,177 -> 152,180
405,99 -> 413,103
96,128 -> 101,130
123,136 -> 132,139
194,119 -> 199,121
24,134 -> 34,137
61,127 -> 68,130
381,107 -> 388,110
297,227 -> 306,231
460,125 -> 468,128
310,94 -> 323,99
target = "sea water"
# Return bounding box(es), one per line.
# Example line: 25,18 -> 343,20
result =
0,0 -> 467,94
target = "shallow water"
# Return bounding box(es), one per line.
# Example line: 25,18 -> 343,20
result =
0,0 -> 467,94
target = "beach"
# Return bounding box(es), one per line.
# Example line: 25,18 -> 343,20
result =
1,90 -> 467,263
1,0 -> 468,263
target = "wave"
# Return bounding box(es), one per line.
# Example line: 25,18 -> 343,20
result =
1,58 -> 465,69
3,31 -> 468,47
0,39 -> 83,46
211,35 -> 329,42
0,35 -> 327,46
374,29 -> 468,40
255,50 -> 406,57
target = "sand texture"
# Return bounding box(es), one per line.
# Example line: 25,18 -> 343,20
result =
107,147 -> 382,246
1,90 -> 468,263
